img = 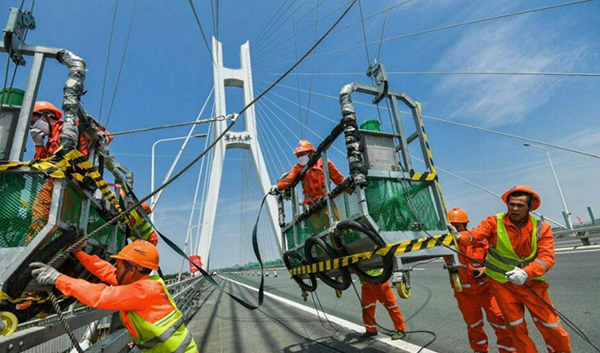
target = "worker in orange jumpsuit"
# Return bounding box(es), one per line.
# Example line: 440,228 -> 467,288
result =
272,140 -> 347,229
359,269 -> 406,340
26,101 -> 91,244
447,207 -> 514,353
29,240 -> 198,352
127,202 -> 159,246
456,186 -> 571,353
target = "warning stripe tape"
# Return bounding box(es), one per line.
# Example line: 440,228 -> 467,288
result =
288,233 -> 454,276
409,169 -> 437,181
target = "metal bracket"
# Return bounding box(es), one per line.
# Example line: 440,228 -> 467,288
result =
3,7 -> 36,66
366,62 -> 389,104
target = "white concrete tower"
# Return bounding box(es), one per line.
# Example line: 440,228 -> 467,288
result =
197,37 -> 282,269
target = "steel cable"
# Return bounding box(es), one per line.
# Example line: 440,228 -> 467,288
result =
98,0 -> 119,121
188,0 -> 216,65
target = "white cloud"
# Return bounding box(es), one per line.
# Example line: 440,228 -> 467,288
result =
431,17 -> 589,126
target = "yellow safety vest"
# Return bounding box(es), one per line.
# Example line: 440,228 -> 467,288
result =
485,213 -> 545,284
129,208 -> 155,242
120,276 -> 198,353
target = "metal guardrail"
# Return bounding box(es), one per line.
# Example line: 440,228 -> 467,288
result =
0,275 -> 205,352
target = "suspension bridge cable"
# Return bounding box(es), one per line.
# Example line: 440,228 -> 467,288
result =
252,0 -> 327,57
110,115 -> 229,136
410,155 -> 567,229
257,101 -> 304,148
265,89 -> 338,123
98,0 -> 119,121
258,120 -> 289,174
215,0 -> 220,42
377,0 -> 391,61
262,96 -> 346,155
210,0 -> 217,35
251,0 -> 293,48
187,0 -> 216,65
104,0 -> 137,129
254,0 -> 411,66
255,103 -> 297,157
253,0 -> 351,62
290,0 -> 305,140
302,0 -> 322,140
357,0 -> 371,65
258,124 -> 285,177
266,0 -> 596,66
260,71 -> 600,77
253,0 -> 312,51
266,81 -> 600,159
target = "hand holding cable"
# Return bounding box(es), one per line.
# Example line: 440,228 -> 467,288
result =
505,267 -> 528,285
29,262 -> 62,286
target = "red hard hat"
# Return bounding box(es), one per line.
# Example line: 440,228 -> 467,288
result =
502,185 -> 541,211
33,101 -> 63,119
447,207 -> 469,223
294,140 -> 316,156
110,240 -> 159,270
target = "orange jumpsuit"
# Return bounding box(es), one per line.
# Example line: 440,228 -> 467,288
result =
55,251 -> 180,341
277,159 -> 345,204
460,214 -> 571,353
361,282 -> 405,333
453,235 -> 514,353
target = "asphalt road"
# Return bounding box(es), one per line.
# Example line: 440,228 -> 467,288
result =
214,247 -> 600,353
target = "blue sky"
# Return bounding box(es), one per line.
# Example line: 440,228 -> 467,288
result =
6,0 -> 600,272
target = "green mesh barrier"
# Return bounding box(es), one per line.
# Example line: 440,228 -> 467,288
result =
365,178 -> 443,231
61,182 -> 83,226
87,206 -> 116,250
0,173 -> 48,247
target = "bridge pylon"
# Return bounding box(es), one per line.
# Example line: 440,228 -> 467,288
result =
196,37 -> 282,268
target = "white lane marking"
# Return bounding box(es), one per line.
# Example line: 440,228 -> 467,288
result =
555,248 -> 600,255
220,276 -> 438,353
555,244 -> 600,252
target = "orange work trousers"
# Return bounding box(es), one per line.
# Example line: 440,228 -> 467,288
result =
454,288 -> 515,353
491,280 -> 571,353
361,281 -> 405,333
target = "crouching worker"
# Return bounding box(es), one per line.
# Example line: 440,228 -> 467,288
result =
360,269 -> 406,340
29,240 -> 198,352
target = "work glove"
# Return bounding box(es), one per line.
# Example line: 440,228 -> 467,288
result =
29,262 -> 62,286
505,267 -> 528,285
269,185 -> 280,195
30,128 -> 46,146
448,224 -> 461,241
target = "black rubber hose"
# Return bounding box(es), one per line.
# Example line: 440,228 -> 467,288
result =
283,250 -> 317,292
335,220 -> 393,284
304,236 -> 352,290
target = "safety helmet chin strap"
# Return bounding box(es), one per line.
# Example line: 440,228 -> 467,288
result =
117,262 -> 134,285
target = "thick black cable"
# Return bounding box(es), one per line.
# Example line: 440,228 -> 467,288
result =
98,0 -> 119,121
187,0 -> 216,65
104,0 -> 137,129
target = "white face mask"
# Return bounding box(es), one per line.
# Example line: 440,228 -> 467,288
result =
298,155 -> 310,166
32,118 -> 50,135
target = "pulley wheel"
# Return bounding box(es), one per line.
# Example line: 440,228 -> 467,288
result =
335,220 -> 393,284
335,289 -> 343,299
283,250 -> 317,292
395,280 -> 411,299
0,311 -> 18,336
451,272 -> 463,292
304,236 -> 351,291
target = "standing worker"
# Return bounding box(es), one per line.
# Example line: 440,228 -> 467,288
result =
29,240 -> 198,352
447,207 -> 514,353
271,140 -> 347,229
456,186 -> 571,353
128,202 -> 159,246
360,269 -> 406,340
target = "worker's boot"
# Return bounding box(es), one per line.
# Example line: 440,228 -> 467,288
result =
359,331 -> 378,339
391,331 -> 405,340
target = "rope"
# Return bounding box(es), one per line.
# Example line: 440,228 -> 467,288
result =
98,0 -> 119,121
110,115 -> 229,136
104,0 -> 137,129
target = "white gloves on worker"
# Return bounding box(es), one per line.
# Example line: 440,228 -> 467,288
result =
30,128 -> 46,146
29,262 -> 62,285
269,185 -> 280,195
506,267 -> 528,285
448,224 -> 461,241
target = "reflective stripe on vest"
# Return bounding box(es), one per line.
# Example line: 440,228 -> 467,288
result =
124,276 -> 197,352
129,208 -> 155,241
365,268 -> 383,277
485,213 -> 545,284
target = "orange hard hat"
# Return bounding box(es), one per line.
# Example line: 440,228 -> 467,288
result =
33,101 -> 63,119
447,207 -> 469,223
110,239 -> 159,270
141,202 -> 153,215
502,185 -> 541,211
294,140 -> 316,156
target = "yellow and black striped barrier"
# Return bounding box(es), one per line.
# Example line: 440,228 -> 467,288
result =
288,233 -> 454,276
409,170 -> 436,181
